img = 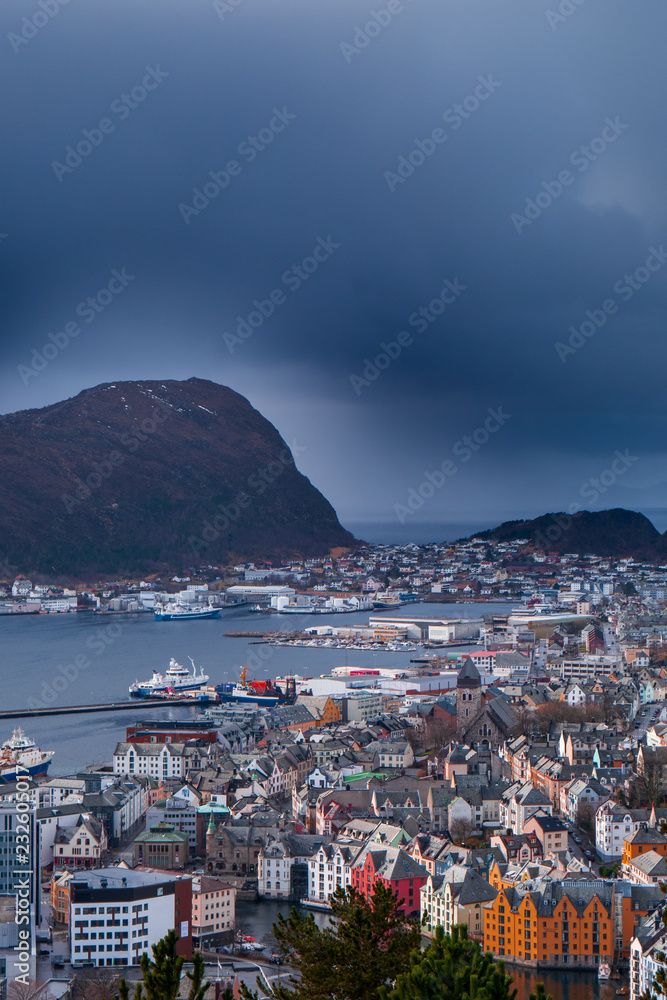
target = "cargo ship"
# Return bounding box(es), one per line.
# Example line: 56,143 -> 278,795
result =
129,657 -> 210,696
0,729 -> 54,783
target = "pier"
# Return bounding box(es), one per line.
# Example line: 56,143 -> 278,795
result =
0,699 -> 201,721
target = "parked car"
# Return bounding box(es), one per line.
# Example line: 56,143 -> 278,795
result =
572,835 -> 581,843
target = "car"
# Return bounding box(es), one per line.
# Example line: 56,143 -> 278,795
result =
37,949 -> 50,957
192,869 -> 205,875
572,834 -> 581,843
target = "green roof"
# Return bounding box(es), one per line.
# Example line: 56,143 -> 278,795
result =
343,771 -> 384,783
134,824 -> 189,844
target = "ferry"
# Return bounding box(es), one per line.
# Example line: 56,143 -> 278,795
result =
217,666 -> 283,707
0,729 -> 54,783
129,657 -> 210,697
154,604 -> 221,621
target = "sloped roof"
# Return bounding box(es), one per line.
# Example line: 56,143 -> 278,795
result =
457,657 -> 482,688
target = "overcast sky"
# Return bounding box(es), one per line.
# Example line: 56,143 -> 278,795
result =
1,0 -> 665,539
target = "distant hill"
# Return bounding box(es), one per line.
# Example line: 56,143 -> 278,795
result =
470,508 -> 666,560
0,378 -> 356,576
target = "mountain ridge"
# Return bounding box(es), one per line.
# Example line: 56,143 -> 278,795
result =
467,507 -> 667,560
0,377 -> 356,577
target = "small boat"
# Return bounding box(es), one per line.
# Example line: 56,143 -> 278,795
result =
598,962 -> 611,981
616,988 -> 628,995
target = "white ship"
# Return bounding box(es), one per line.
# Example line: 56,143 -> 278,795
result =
0,729 -> 54,783
129,657 -> 210,697
508,603 -> 592,626
155,603 -> 220,621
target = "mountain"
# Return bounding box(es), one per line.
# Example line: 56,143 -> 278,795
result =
0,378 -> 356,577
470,508 -> 666,560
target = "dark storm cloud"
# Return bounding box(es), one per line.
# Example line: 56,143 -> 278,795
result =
1,0 -> 666,531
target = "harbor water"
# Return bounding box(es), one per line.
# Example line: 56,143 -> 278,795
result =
0,601 -> 503,775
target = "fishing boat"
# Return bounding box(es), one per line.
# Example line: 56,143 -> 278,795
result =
129,657 -> 210,697
0,729 -> 54,783
154,603 -> 220,621
598,962 -> 612,981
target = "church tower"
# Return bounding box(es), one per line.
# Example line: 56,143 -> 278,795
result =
456,657 -> 482,738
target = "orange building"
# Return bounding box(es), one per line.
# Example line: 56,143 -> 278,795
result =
622,826 -> 667,867
50,871 -> 73,926
484,882 -> 615,968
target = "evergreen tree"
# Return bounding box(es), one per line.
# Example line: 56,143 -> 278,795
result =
379,924 -> 516,1000
242,883 -> 420,1000
528,985 -> 552,1000
114,930 -> 209,1000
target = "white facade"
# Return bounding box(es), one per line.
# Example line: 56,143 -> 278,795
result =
38,778 -> 85,809
307,844 -> 354,904
70,868 -> 185,967
596,801 -> 643,862
258,843 -> 293,900
114,743 -> 184,779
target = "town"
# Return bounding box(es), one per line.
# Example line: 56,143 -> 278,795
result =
3,533 -> 667,997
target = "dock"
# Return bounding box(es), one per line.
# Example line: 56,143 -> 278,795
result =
0,699 -> 201,720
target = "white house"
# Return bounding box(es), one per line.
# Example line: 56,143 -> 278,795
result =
258,839 -> 293,900
307,842 -> 356,905
630,910 -> 667,1000
53,813 -> 107,868
498,782 -> 552,835
113,742 -> 185,780
596,801 -> 650,863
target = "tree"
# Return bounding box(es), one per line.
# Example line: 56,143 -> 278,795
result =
529,985 -> 553,1000
115,930 -> 209,1000
449,817 -> 477,845
8,980 -> 50,1000
379,924 -> 516,1000
242,882 -> 420,1000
